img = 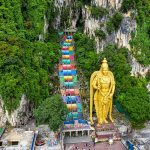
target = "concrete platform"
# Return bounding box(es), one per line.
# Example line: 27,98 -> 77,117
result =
64,136 -> 92,144
65,141 -> 127,150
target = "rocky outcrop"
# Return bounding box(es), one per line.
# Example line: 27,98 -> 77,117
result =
53,0 -> 150,78
147,82 -> 150,92
92,0 -> 122,9
39,15 -> 49,41
0,94 -> 32,127
0,99 -> 7,127
54,0 -> 80,29
116,15 -> 136,50
130,55 -> 150,77
83,3 -> 137,52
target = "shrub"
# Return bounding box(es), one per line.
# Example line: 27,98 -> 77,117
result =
94,29 -> 106,40
91,6 -> 108,19
112,12 -> 123,30
106,12 -> 123,34
33,94 -> 69,131
106,21 -> 115,34
121,0 -> 134,13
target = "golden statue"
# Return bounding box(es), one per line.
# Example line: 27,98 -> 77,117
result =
90,58 -> 115,125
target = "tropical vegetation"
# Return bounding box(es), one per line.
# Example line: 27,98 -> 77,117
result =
33,94 -> 69,131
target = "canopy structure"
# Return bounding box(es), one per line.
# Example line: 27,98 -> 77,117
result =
64,28 -> 77,35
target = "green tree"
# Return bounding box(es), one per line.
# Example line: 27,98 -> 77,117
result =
74,33 -> 99,79
94,29 -> 106,40
0,0 -> 60,112
33,94 -> 69,131
106,12 -> 123,34
90,6 -> 108,19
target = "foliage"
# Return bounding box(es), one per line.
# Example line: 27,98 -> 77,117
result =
121,0 -> 135,13
60,7 -> 71,28
121,0 -> 150,66
106,12 -> 123,34
74,33 -> 99,79
106,21 -> 115,34
0,0 -> 60,112
94,29 -> 106,40
33,94 -> 69,131
112,12 -> 123,30
130,23 -> 150,66
90,6 -> 108,19
76,0 -> 91,5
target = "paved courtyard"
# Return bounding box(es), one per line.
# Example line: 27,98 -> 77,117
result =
64,136 -> 92,144
65,141 -> 127,150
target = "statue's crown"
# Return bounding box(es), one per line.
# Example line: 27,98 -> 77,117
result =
102,58 -> 107,63
101,58 -> 109,70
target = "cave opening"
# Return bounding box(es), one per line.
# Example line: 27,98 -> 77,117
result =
76,9 -> 85,32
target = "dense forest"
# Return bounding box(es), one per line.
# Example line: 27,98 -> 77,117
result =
0,0 -> 149,128
0,0 -> 60,112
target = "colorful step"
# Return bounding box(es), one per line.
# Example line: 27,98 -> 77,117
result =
59,70 -> 76,76
59,35 -> 88,125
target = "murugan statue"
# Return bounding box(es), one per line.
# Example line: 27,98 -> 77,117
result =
90,58 -> 115,125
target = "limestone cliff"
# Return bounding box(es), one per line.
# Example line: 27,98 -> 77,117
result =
0,95 -> 32,127
53,0 -> 149,77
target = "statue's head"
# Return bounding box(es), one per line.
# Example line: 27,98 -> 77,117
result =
101,58 -> 109,76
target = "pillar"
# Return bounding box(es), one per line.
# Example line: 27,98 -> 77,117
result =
70,131 -> 71,137
76,131 -> 78,136
82,130 -> 84,136
88,130 -> 90,136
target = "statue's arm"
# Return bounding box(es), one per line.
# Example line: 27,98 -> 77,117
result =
104,72 -> 115,98
110,84 -> 115,97
109,72 -> 115,97
92,76 -> 98,89
93,76 -> 106,97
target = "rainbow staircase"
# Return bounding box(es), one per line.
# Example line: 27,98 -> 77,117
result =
59,35 -> 91,130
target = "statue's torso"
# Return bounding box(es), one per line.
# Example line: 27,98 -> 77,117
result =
99,75 -> 111,93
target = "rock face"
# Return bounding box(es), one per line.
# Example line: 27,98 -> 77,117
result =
53,0 -> 137,52
116,15 -> 136,50
0,94 -> 32,127
53,0 -> 150,77
147,82 -> 150,92
39,15 -> 49,41
92,0 -> 122,9
130,55 -> 150,77
83,8 -> 136,52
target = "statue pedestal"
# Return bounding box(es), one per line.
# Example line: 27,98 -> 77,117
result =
94,122 -> 121,142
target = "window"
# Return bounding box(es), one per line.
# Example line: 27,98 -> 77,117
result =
11,141 -> 19,145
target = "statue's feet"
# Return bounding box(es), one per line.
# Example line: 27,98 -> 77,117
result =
90,121 -> 94,125
97,124 -> 101,127
104,119 -> 108,124
90,117 -> 94,125
110,117 -> 114,123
